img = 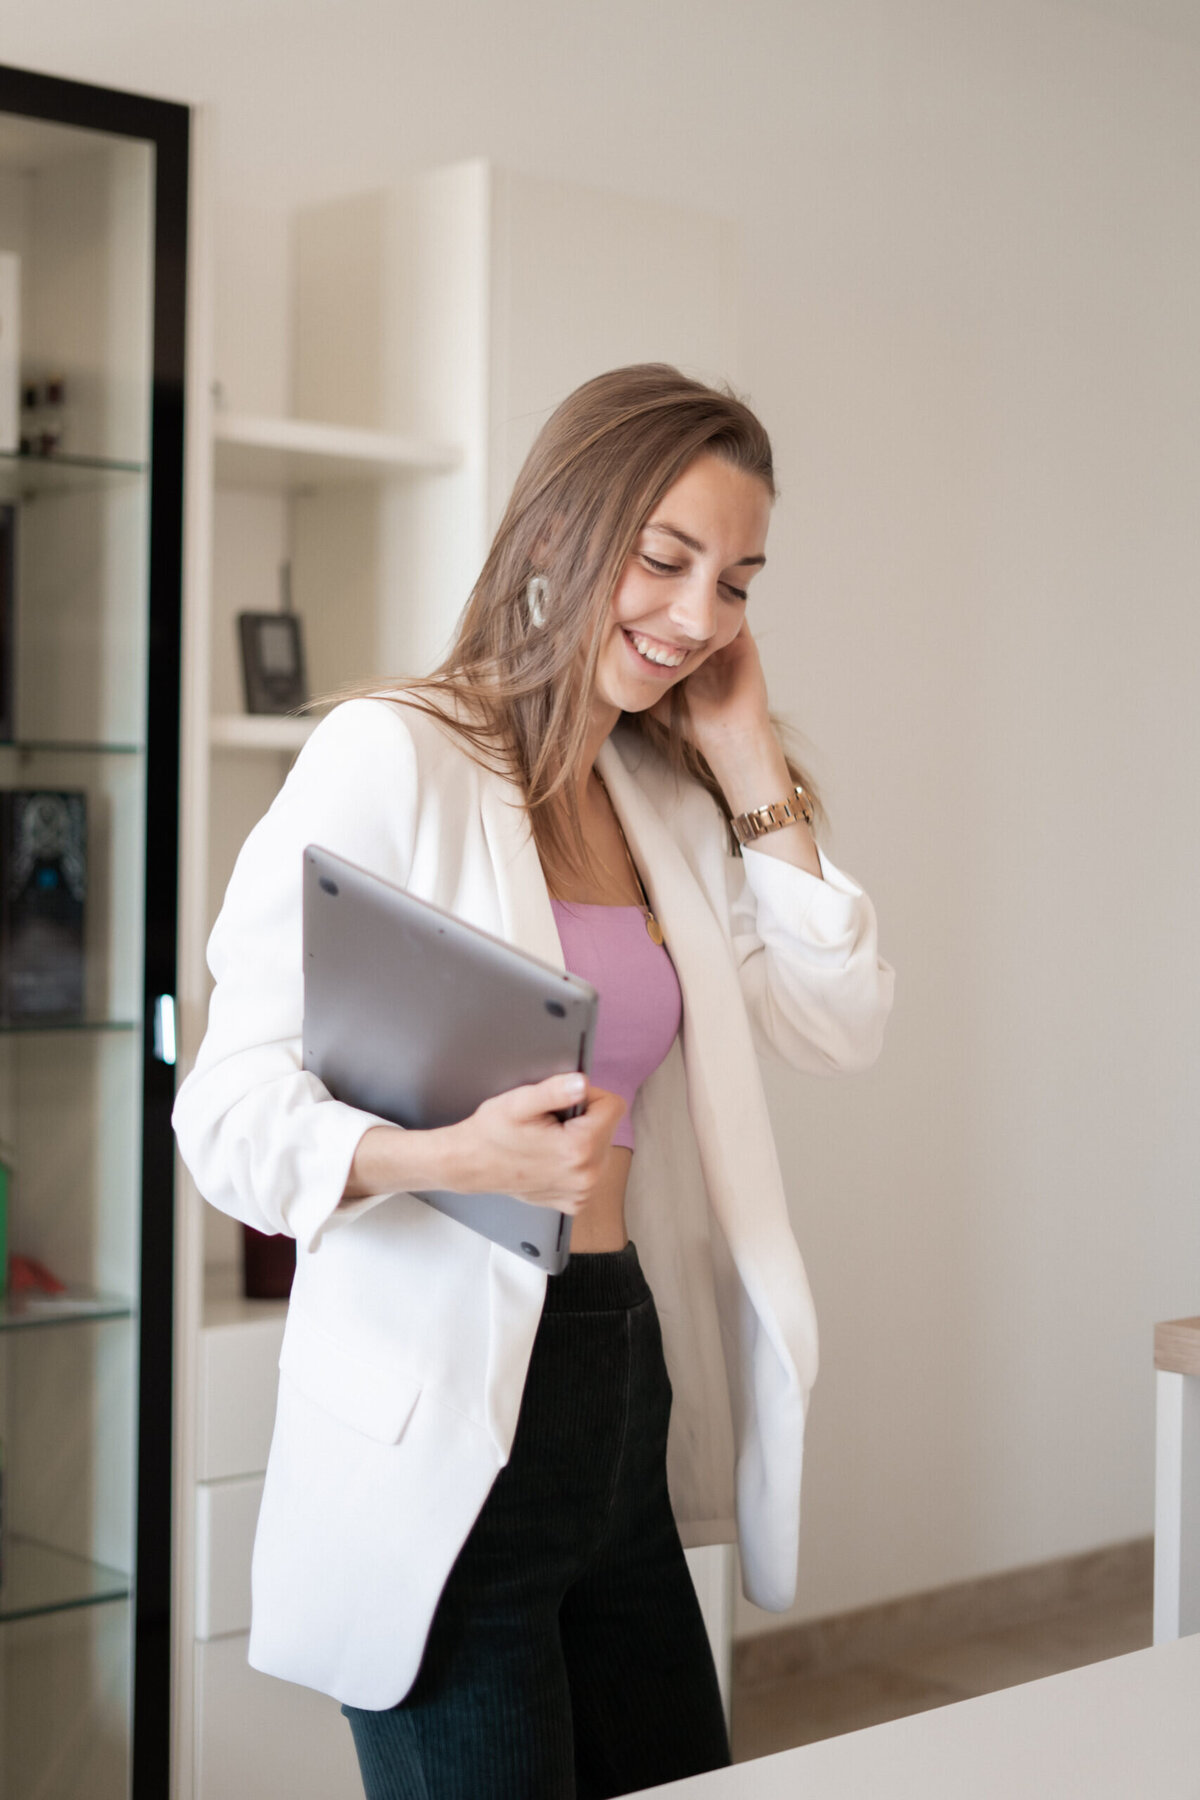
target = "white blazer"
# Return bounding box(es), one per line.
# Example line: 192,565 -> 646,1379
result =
173,697 -> 894,1710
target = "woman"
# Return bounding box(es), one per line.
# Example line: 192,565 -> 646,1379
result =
174,364 -> 894,1798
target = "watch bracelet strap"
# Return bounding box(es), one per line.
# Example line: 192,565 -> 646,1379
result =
730,785 -> 815,847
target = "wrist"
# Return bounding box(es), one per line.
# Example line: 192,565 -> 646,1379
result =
344,1121 -> 465,1202
434,1120 -> 476,1194
705,734 -> 794,819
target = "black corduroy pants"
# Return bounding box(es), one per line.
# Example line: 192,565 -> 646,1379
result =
343,1242 -> 732,1800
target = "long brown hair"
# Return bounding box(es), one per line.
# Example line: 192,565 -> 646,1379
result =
342,363 -> 820,885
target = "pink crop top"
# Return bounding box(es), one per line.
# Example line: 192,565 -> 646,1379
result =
550,900 -> 683,1151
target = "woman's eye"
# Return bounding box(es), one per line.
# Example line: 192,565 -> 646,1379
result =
721,583 -> 749,603
641,555 -> 681,575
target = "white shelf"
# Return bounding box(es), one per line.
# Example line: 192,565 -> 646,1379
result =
209,713 -> 317,752
212,412 -> 462,492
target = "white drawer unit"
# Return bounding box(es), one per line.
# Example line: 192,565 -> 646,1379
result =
197,1311 -> 285,1481
194,1308 -> 284,1644
195,1474 -> 264,1640
195,1635 -> 362,1800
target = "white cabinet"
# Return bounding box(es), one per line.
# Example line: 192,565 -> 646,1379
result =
194,1477 -> 261,1641
175,157 -> 740,1798
188,1292 -> 361,1796
196,1301 -> 285,1482
195,1635 -> 360,1800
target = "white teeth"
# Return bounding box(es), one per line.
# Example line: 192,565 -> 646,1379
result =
628,631 -> 686,668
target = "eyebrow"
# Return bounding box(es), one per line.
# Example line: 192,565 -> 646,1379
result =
645,521 -> 766,569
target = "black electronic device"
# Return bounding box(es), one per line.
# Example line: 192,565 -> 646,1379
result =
237,610 -> 308,715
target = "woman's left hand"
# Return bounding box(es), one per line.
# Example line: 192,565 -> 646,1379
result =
651,619 -> 819,867
652,616 -> 772,764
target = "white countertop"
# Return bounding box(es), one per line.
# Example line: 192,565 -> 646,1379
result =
638,1633 -> 1200,1798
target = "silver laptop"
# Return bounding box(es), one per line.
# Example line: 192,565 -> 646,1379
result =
302,845 -> 597,1273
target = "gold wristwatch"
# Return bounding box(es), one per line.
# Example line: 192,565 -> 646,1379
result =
730,785 -> 815,847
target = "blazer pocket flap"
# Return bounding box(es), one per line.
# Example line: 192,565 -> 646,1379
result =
278,1312 -> 422,1444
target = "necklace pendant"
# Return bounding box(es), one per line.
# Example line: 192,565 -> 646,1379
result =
645,914 -> 665,946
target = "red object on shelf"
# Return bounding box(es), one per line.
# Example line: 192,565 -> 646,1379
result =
241,1225 -> 295,1301
7,1253 -> 67,1294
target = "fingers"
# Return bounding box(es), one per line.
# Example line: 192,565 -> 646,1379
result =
577,1085 -> 626,1132
507,1071 -> 588,1121
560,1087 -> 626,1167
499,1074 -> 626,1140
470,1075 -> 626,1212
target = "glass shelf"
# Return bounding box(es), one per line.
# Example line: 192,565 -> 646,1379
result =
0,1289 -> 135,1333
0,1536 -> 130,1624
0,1017 -> 137,1037
0,448 -> 148,502
0,739 -> 144,757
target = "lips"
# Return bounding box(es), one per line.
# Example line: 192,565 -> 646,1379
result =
621,628 -> 688,674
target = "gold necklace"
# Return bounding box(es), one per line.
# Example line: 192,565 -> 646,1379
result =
592,768 -> 665,945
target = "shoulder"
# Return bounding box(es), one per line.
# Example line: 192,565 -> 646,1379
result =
294,693 -> 485,788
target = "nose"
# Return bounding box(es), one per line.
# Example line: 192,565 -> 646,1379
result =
667,572 -> 718,646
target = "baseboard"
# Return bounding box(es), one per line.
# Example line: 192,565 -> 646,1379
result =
734,1536 -> 1153,1689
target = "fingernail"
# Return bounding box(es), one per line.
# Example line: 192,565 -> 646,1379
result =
568,1074 -> 586,1097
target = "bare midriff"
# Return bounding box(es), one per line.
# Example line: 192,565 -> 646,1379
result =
569,1144 -> 633,1253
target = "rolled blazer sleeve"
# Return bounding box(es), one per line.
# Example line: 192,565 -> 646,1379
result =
725,839 -> 895,1076
172,700 -> 420,1252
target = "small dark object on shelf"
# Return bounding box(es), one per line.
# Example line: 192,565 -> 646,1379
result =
242,1224 -> 295,1301
0,790 -> 87,1021
237,611 -> 308,715
239,564 -> 307,715
18,376 -> 66,457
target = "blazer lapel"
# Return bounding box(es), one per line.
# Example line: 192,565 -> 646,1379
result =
596,735 -> 817,1391
593,734 -> 776,1221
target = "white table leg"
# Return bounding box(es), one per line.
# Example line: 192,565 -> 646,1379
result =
1154,1368 -> 1200,1642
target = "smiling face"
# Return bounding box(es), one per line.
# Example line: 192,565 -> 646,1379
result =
591,452 -> 772,721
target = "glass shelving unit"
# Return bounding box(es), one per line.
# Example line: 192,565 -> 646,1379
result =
0,63 -> 187,1800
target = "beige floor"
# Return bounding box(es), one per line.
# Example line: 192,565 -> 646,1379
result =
731,1590 -> 1154,1762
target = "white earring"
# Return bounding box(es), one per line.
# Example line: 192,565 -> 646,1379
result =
526,575 -> 549,628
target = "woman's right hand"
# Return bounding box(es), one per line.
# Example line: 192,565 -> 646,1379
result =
449,1074 -> 626,1213
342,1074 -> 626,1212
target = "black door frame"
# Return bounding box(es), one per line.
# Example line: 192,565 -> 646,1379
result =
0,61 -> 189,1800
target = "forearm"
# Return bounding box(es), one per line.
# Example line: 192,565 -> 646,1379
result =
703,728 -> 823,880
341,1123 -> 464,1202
341,1072 -> 618,1213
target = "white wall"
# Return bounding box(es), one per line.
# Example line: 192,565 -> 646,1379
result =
6,0 -> 1199,1640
